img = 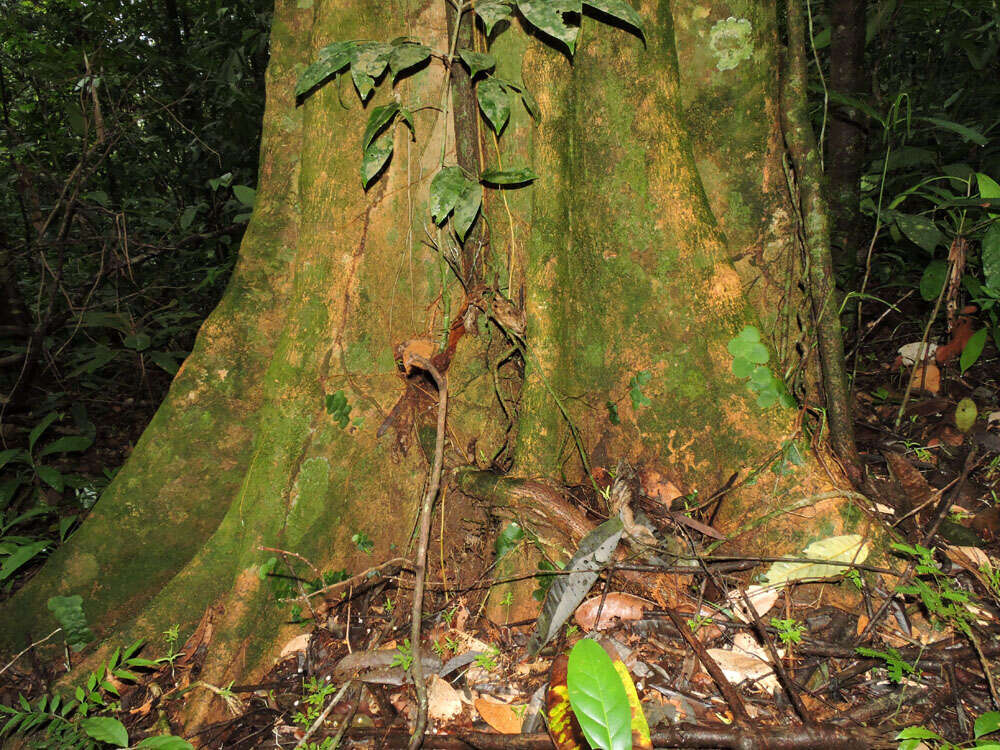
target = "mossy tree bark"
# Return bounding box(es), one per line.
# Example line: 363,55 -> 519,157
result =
2,0 -> 866,731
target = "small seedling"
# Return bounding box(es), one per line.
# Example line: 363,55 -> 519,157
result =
392,639 -> 413,671
770,617 -> 804,645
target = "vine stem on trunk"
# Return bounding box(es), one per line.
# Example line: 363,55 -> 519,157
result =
407,354 -> 448,750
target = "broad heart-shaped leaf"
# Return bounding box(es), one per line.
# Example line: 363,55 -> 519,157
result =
519,85 -> 541,119
961,328 -> 988,373
232,185 -> 256,208
388,42 -> 430,80
920,259 -> 948,301
567,640 -> 632,750
477,78 -> 511,134
136,736 -> 195,749
350,42 -> 392,101
458,49 -> 496,79
583,0 -> 644,37
361,132 -> 394,188
982,223 -> 1000,290
481,167 -> 539,185
295,41 -> 354,97
894,212 -> 943,253
362,102 -> 399,151
81,716 -> 129,747
430,166 -> 470,224
527,516 -> 624,656
516,0 -> 582,53
475,1 -> 514,34
453,181 -> 483,242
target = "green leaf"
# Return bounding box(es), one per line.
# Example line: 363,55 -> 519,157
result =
894,213 -> 943,252
0,541 -> 49,582
350,42 -> 392,101
81,716 -> 129,747
475,1 -> 514,34
388,42 -> 430,80
0,448 -> 27,471
36,465 -> 65,492
123,332 -> 152,351
961,329 -> 988,373
920,116 -> 989,146
458,49 -> 496,79
29,413 -> 60,453
149,351 -> 180,375
731,357 -> 754,378
233,185 -> 256,208
137,737 -> 195,750
955,397 -> 978,432
480,167 -> 539,185
567,639 -> 632,750
979,715 -> 1000,740
919,259 -> 948,301
430,167 -> 470,224
516,0 -> 581,52
527,517 -> 624,655
179,206 -> 197,230
361,132 -> 394,188
477,78 -> 511,134
983,224 -> 1000,290
295,42 -> 354,97
39,435 -> 93,457
519,85 -> 541,119
583,0 -> 644,37
897,726 -> 943,741
48,594 -> 94,651
495,521 -> 524,557
362,102 -> 400,151
453,181 -> 483,242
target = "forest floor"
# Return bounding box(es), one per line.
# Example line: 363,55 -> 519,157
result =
2,296 -> 1000,750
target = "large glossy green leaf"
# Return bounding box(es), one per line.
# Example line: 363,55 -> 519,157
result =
982,224 -> 1000,290
516,0 -> 581,52
81,717 -> 129,747
567,640 -> 632,750
920,259 -> 948,301
458,49 -> 496,79
361,133 -> 394,188
475,1 -> 514,35
583,0 -> 644,37
430,167 -> 470,224
527,516 -> 624,655
477,78 -> 510,134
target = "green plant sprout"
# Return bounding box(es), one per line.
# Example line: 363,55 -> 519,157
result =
392,638 -> 414,671
855,646 -> 918,684
770,617 -> 804,645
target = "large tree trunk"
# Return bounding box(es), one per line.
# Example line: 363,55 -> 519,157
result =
1,0 -> 863,732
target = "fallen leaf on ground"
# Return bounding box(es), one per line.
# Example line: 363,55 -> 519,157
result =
427,674 -> 463,721
909,363 -> 941,394
574,593 -> 653,631
279,632 -> 311,658
474,698 -> 523,734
